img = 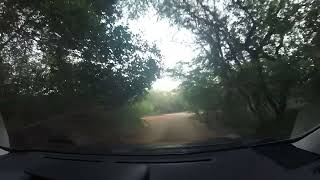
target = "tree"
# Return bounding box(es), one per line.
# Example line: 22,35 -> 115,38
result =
0,0 -> 161,107
0,0 -> 162,127
150,0 -> 320,128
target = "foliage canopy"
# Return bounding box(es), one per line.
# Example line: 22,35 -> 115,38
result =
0,0 -> 161,108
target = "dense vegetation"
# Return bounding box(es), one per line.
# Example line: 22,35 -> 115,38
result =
0,0 -> 161,130
135,90 -> 188,115
129,0 -> 320,136
1,0 -> 320,145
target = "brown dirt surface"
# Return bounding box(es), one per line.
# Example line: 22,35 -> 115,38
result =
126,112 -> 222,145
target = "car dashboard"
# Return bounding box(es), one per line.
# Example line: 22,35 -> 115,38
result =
0,142 -> 320,180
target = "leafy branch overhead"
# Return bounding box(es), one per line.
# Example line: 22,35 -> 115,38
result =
0,0 -> 162,107
148,0 -> 320,123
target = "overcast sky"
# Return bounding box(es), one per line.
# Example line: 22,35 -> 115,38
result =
126,10 -> 197,91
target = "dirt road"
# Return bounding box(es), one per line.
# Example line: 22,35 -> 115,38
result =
131,112 -> 219,145
9,112 -> 221,150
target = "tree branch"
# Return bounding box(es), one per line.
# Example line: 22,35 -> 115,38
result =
0,10 -> 36,52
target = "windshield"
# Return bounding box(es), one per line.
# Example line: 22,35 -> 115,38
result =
0,0 -> 320,154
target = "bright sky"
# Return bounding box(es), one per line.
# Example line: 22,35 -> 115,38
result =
127,10 -> 197,91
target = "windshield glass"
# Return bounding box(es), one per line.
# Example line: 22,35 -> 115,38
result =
0,0 -> 320,153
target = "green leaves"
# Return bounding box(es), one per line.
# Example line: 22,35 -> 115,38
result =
0,0 -> 161,108
152,0 -> 319,123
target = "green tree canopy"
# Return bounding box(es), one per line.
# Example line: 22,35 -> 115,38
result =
0,0 -> 161,107
152,0 -> 320,123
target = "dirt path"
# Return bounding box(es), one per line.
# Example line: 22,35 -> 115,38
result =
130,112 -> 219,145
8,112 -> 222,150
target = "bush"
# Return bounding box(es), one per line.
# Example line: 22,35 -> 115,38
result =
134,90 -> 189,115
111,104 -> 145,134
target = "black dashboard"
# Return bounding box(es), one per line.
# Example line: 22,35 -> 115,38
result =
0,142 -> 320,180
